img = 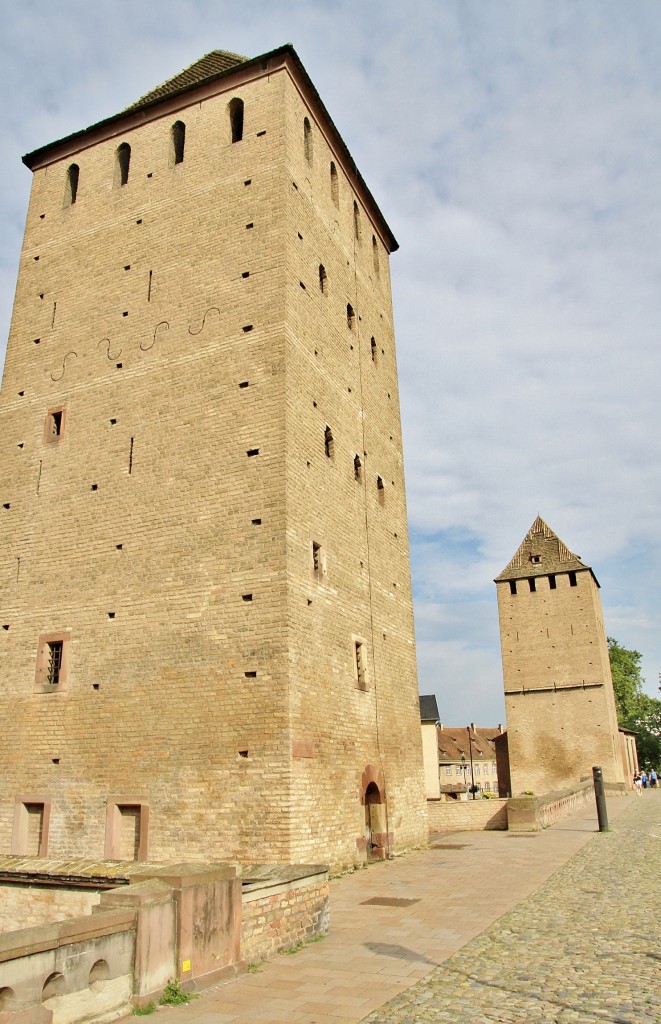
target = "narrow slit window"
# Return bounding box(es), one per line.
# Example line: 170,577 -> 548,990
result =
116,143 -> 131,186
372,235 -> 380,275
330,161 -> 339,206
354,641 -> 367,690
370,337 -> 377,363
353,201 -> 362,243
304,117 -> 313,164
528,577 -> 536,593
171,120 -> 186,164
65,164 -> 79,205
319,264 -> 327,294
324,426 -> 334,459
509,580 -> 517,596
229,98 -> 244,143
354,454 -> 362,481
569,571 -> 577,587
312,541 -> 323,579
376,475 -> 384,491
44,407 -> 65,442
548,574 -> 557,590
347,304 -> 355,330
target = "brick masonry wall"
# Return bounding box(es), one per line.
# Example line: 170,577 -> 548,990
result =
0,883 -> 100,931
427,798 -> 508,833
241,876 -> 329,962
0,51 -> 427,873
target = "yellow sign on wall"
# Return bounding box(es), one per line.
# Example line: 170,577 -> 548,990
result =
182,959 -> 191,972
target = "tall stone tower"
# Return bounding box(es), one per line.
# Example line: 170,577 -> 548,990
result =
0,47 -> 427,870
495,516 -> 625,795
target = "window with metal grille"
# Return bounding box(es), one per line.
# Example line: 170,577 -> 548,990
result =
46,642 -> 63,686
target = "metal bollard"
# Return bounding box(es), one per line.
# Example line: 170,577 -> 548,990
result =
592,765 -> 609,832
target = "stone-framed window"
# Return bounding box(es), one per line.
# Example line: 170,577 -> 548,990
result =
44,405 -> 66,443
34,632 -> 70,693
104,799 -> 149,861
11,797 -> 51,856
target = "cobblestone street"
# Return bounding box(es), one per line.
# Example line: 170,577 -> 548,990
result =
361,792 -> 661,1024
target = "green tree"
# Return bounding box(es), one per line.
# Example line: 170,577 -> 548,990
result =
608,637 -> 661,769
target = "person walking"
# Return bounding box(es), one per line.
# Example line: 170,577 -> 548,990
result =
633,773 -> 643,795
641,770 -> 648,789
650,768 -> 658,789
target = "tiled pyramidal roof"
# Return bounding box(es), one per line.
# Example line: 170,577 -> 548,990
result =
124,50 -> 248,112
495,515 -> 589,582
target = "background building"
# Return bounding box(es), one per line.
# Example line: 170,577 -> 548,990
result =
495,516 -> 627,795
0,46 -> 427,871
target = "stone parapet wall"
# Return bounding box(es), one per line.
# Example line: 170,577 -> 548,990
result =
508,780 -> 627,832
427,798 -> 508,833
0,907 -> 136,1022
0,860 -> 329,1023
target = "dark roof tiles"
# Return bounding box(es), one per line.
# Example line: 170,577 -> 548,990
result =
124,50 -> 248,112
419,694 -> 440,722
495,515 -> 590,582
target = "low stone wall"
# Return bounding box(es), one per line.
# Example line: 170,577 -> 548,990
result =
241,866 -> 330,962
0,860 -> 329,1023
0,907 -> 136,1023
508,779 -> 627,831
0,883 -> 101,931
427,798 -> 508,833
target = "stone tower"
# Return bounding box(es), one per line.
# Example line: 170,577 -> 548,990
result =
495,516 -> 625,795
0,47 -> 427,870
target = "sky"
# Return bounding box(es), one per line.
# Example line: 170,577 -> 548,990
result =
1,0 -> 660,726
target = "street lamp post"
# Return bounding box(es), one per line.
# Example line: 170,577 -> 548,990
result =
460,753 -> 469,799
467,726 -> 476,800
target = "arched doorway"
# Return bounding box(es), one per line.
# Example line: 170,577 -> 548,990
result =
359,765 -> 390,861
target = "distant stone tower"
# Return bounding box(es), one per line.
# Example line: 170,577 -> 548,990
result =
0,46 -> 427,870
495,516 -> 625,795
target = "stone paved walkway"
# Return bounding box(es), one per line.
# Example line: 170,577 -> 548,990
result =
362,791 -> 661,1024
156,792 -> 658,1024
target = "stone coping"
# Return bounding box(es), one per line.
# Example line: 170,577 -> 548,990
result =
241,863 -> 329,893
0,907 -> 135,963
0,856 -> 328,893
